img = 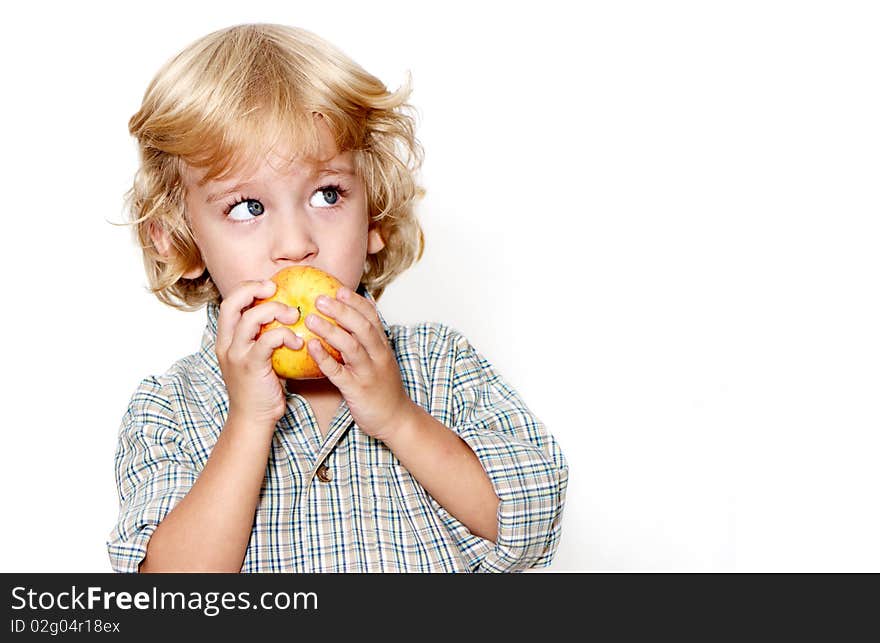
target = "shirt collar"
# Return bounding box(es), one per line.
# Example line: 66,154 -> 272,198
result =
201,281 -> 392,354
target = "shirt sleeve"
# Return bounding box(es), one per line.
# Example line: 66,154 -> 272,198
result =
427,328 -> 569,573
106,376 -> 198,573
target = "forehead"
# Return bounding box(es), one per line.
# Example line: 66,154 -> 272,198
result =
184,148 -> 354,184
182,147 -> 362,208
181,113 -> 348,189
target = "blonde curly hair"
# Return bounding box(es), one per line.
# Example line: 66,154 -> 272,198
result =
125,23 -> 425,310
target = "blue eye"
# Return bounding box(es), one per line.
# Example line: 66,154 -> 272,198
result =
222,183 -> 348,221
309,184 -> 347,208
226,198 -> 265,221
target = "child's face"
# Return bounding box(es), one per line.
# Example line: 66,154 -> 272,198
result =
178,120 -> 384,298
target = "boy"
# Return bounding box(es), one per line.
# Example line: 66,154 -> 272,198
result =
108,23 -> 568,572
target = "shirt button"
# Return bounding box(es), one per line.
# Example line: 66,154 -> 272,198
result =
316,463 -> 332,483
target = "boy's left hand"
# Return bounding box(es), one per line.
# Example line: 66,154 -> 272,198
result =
304,286 -> 416,443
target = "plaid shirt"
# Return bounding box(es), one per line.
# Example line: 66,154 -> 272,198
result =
108,286 -> 568,573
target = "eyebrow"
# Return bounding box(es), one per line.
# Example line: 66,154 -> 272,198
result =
205,166 -> 355,203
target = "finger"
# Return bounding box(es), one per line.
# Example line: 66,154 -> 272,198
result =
251,326 -> 302,364
231,301 -> 301,350
314,293 -> 386,361
307,337 -> 347,384
305,311 -> 369,367
216,280 -> 277,355
337,286 -> 385,336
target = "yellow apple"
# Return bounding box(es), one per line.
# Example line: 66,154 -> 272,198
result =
255,265 -> 345,380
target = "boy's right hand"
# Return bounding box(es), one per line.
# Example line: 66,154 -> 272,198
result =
215,280 -> 302,428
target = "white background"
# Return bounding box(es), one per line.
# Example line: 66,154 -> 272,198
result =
0,0 -> 877,572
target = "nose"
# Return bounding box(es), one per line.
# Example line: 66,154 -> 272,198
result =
269,205 -> 318,265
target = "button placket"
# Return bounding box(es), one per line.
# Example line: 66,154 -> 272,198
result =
357,467 -> 381,570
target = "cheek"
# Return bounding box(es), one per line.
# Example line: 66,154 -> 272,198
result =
342,228 -> 370,257
195,243 -> 253,298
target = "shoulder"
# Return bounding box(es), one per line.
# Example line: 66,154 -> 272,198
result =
387,321 -> 488,377
388,320 -> 471,355
118,350 -> 222,466
123,349 -> 221,424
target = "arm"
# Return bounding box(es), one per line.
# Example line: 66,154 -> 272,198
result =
140,281 -> 301,572
107,377 -> 278,573
138,412 -> 274,572
382,404 -> 500,543
108,280 -> 303,573
424,328 -> 569,573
